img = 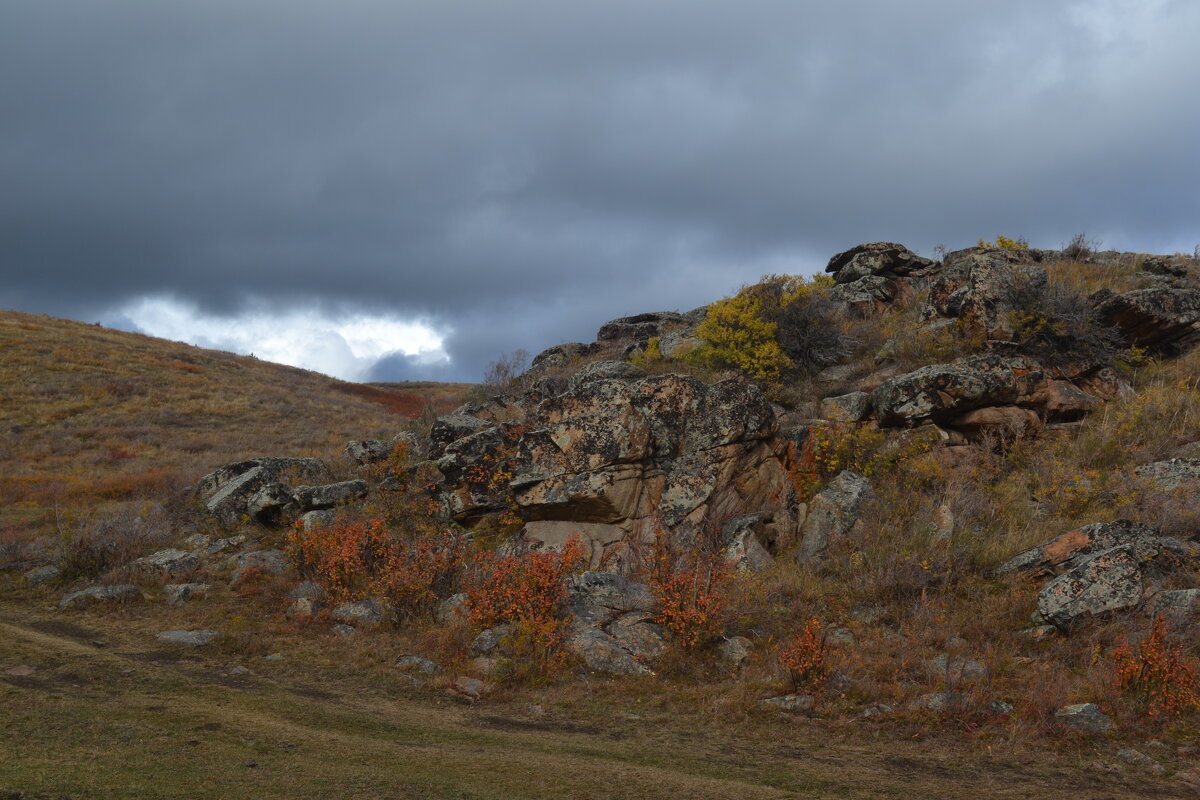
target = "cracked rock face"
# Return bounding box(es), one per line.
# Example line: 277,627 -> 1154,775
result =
426,372 -> 795,572
1095,287 -> 1200,355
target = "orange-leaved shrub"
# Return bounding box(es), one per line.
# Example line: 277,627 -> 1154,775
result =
647,535 -> 731,649
779,618 -> 829,692
1112,615 -> 1200,718
466,537 -> 587,679
287,515 -> 465,619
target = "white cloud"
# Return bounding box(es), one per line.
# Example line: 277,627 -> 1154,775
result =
108,295 -> 450,381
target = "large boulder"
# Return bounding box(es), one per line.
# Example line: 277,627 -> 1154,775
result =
197,457 -> 328,527
564,571 -> 661,674
798,471 -> 872,561
1095,287 -> 1200,355
926,250 -> 1047,340
826,242 -> 937,284
995,520 -> 1190,577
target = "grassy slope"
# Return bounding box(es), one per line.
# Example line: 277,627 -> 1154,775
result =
0,309 -> 470,539
0,600 -> 1178,800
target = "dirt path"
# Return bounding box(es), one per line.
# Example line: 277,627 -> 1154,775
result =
0,604 -> 1187,800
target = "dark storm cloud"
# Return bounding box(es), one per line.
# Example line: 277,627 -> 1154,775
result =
3,0 -> 1199,380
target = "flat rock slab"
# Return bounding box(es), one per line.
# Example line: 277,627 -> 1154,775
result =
59,584 -> 142,609
156,630 -> 219,647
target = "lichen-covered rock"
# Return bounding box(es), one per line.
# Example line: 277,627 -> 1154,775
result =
1134,458 -> 1200,492
1037,546 -> 1145,629
331,598 -> 389,627
197,457 -> 328,527
134,549 -> 199,578
292,479 -> 368,511
820,391 -> 873,422
566,628 -> 651,675
798,471 -> 871,561
229,549 -> 290,585
345,439 -> 394,465
1054,703 -> 1111,734
1095,287 -> 1200,355
926,250 -> 1047,340
995,520 -> 1190,577
429,414 -> 494,455
825,242 -> 937,284
164,582 -> 210,607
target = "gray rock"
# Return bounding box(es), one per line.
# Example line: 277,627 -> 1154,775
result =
718,635 -> 753,670
470,624 -> 513,656
1135,458 -> 1200,492
345,439 -> 395,465
849,605 -> 887,625
198,457 -> 328,526
286,598 -> 321,619
229,549 -> 290,585
288,580 -> 326,600
1095,287 -> 1200,355
996,519 -> 1186,577
301,509 -> 337,532
567,571 -> 656,628
567,360 -> 647,389
199,535 -> 245,557
910,692 -> 965,713
59,584 -> 142,609
449,675 -> 491,700
164,582 -> 211,607
566,628 -> 651,675
608,613 -> 667,660
155,629 -> 218,647
292,480 -> 368,511
763,694 -> 815,714
23,565 -> 60,584
331,624 -> 357,637
799,471 -> 872,560
395,655 -> 439,675
331,598 -> 388,627
820,392 -> 873,423
1054,702 -> 1112,734
1037,545 -> 1146,629
927,654 -> 987,682
1153,588 -> 1200,617
435,593 -> 469,626
859,703 -> 894,718
429,415 -> 493,454
244,482 -> 297,524
986,700 -> 1015,715
135,549 -> 199,578
1117,747 -> 1163,773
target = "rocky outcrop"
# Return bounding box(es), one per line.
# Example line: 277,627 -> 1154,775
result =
997,521 -> 1199,630
197,457 -> 328,526
798,471 -> 871,561
925,247 -> 1049,341
824,242 -> 938,315
870,353 -> 1119,435
565,571 -> 662,674
423,371 -> 795,572
1095,287 -> 1200,355
59,584 -> 142,609
1134,458 -> 1200,492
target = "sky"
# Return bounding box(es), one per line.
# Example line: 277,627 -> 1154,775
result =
3,0 -> 1199,382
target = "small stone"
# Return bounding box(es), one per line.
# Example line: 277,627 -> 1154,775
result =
434,593 -> 469,625
927,654 -> 987,682
763,694 -> 815,714
395,655 -> 439,675
848,605 -> 887,625
245,759 -> 257,768
859,703 -> 893,719
986,700 -> 1014,715
288,580 -> 326,600
1054,703 -> 1112,735
470,624 -> 512,656
718,636 -> 752,670
286,598 -> 321,619
59,584 -> 142,609
449,676 -> 491,701
164,583 -> 211,607
135,549 -> 199,577
263,653 -> 285,662
1116,748 -> 1164,774
23,565 -> 60,584
228,666 -> 251,676
6,665 -> 35,677
826,627 -> 855,647
331,624 -> 357,637
910,692 -> 965,713
469,657 -> 499,677
330,598 -> 388,627
155,630 -> 218,647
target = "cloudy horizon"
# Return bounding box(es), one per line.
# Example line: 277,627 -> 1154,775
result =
3,1 -> 1199,382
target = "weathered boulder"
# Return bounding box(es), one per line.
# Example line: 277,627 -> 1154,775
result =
331,598 -> 389,627
229,549 -> 290,585
798,471 -> 871,561
596,311 -> 694,347
470,624 -> 513,656
722,513 -> 794,572
59,584 -> 142,609
560,571 -> 662,674
820,392 -> 872,423
1095,287 -> 1200,355
292,479 -> 368,511
926,249 -> 1047,340
1135,458 -> 1200,492
23,565 -> 60,584
567,360 -> 647,389
1037,546 -> 1146,629
164,582 -> 210,607
1054,703 -> 1111,734
345,439 -> 394,465
198,457 -> 328,527
825,242 -> 937,284
995,520 -> 1191,577
429,414 -> 494,455
134,549 -> 199,578
567,628 -> 651,675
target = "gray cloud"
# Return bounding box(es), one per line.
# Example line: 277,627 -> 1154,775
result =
3,0 -> 1199,380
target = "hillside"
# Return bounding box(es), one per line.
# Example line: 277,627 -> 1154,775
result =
3,242 -> 1200,799
0,309 -> 470,544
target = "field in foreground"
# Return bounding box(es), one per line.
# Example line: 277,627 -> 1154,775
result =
0,598 -> 1182,800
